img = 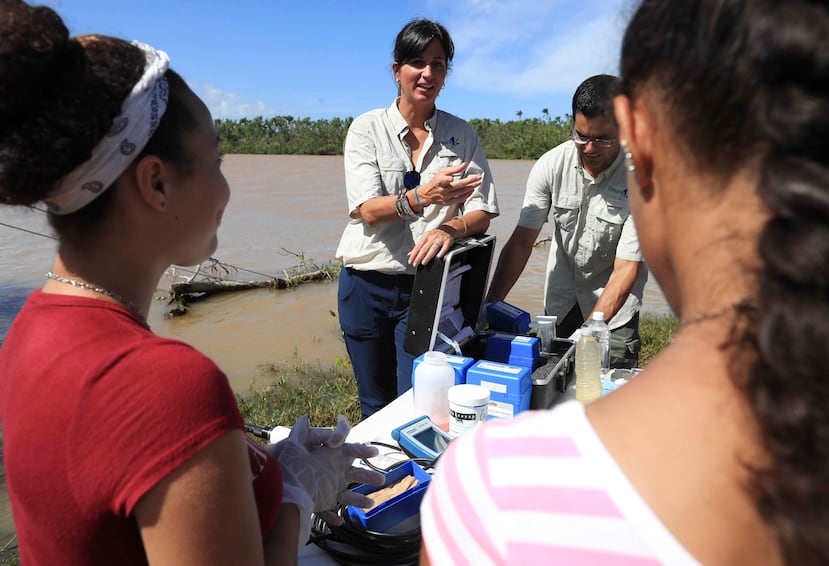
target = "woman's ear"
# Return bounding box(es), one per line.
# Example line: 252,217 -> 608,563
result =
614,94 -> 654,199
132,154 -> 168,212
392,61 -> 400,84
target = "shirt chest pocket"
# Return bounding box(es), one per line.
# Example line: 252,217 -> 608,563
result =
425,147 -> 464,176
594,201 -> 627,245
553,196 -> 580,233
377,155 -> 408,195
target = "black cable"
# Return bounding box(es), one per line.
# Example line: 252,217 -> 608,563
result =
244,422 -> 272,440
311,505 -> 421,566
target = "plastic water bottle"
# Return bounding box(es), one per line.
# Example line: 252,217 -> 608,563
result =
575,329 -> 602,404
588,311 -> 611,375
413,351 -> 455,431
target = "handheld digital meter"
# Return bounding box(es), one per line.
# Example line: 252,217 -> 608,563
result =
391,415 -> 454,460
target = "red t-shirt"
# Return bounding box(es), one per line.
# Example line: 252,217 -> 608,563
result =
0,291 -> 282,565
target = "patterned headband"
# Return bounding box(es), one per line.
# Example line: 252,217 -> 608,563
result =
44,41 -> 170,215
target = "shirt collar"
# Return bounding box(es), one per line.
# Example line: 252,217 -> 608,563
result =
575,144 -> 624,183
387,98 -> 437,139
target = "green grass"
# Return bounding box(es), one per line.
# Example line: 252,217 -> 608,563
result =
638,312 -> 679,366
236,313 -> 681,428
237,355 -> 361,430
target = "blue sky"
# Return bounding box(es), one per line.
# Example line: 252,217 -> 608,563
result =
52,0 -> 634,123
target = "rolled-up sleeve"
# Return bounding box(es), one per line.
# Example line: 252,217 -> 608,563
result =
517,154 -> 554,230
343,121 -> 384,217
616,214 -> 644,262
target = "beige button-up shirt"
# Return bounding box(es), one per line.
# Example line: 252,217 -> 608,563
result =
518,140 -> 646,329
335,100 -> 499,274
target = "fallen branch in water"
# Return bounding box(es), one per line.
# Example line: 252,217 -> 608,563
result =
171,270 -> 332,295
164,255 -> 339,318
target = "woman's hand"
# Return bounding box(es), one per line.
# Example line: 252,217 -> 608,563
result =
416,163 -> 482,208
408,226 -> 459,267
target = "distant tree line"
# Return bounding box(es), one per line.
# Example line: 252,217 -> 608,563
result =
215,110 -> 574,161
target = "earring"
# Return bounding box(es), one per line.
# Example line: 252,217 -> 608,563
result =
620,139 -> 636,174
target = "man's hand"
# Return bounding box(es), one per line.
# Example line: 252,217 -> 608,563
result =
592,258 -> 643,323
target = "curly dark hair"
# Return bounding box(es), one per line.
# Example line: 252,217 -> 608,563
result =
620,1 -> 829,563
0,1 -> 198,245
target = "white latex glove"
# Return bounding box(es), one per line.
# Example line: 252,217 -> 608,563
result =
269,415 -> 384,546
265,415 -> 349,459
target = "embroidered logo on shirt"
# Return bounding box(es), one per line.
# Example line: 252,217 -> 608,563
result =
442,136 -> 461,146
607,184 -> 628,199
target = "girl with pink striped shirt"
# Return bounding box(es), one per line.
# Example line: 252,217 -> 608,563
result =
421,1 -> 829,564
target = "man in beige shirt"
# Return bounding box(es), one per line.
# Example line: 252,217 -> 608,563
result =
487,75 -> 646,367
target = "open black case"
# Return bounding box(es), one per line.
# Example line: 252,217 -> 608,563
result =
403,234 -> 576,409
403,235 -> 495,357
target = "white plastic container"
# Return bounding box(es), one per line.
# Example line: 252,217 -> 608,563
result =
588,311 -> 611,375
448,384 -> 490,437
575,329 -> 602,404
413,351 -> 455,431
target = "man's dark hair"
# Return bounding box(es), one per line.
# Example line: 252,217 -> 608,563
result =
571,74 -> 621,119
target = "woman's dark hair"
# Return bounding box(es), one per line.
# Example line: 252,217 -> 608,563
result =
572,74 -> 621,120
0,1 -> 197,246
621,1 -> 829,563
393,18 -> 454,68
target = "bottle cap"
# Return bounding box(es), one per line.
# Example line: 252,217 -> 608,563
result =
448,384 -> 490,406
423,351 -> 448,364
579,328 -> 593,337
591,311 -> 606,321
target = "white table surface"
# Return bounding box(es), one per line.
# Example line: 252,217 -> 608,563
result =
294,381 -> 578,564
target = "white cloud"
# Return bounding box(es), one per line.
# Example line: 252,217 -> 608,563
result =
438,0 -> 630,96
197,84 -> 274,120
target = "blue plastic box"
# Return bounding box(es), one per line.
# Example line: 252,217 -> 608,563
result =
411,352 -> 475,389
346,461 -> 431,532
484,333 -> 540,370
466,360 -> 532,419
486,300 -> 531,334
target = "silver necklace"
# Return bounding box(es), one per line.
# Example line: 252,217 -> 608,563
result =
45,271 -> 146,323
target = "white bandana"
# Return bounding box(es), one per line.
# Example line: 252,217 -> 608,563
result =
44,41 -> 170,214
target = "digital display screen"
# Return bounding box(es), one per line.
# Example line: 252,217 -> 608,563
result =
413,426 -> 450,454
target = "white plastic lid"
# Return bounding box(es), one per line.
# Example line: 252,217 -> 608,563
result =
448,384 -> 490,405
591,311 -> 606,321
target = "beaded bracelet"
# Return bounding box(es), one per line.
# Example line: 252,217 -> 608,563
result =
396,193 -> 420,220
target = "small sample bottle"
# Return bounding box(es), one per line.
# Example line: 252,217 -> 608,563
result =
588,311 -> 611,375
575,329 -> 602,405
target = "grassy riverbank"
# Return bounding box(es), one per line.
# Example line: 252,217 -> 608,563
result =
236,312 -> 680,429
0,312 -> 678,564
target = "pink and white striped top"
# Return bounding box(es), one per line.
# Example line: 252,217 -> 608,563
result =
420,401 -> 700,565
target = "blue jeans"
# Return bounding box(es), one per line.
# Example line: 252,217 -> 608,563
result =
338,267 -> 416,419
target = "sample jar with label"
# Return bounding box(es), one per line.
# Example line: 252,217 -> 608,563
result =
448,384 -> 490,437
